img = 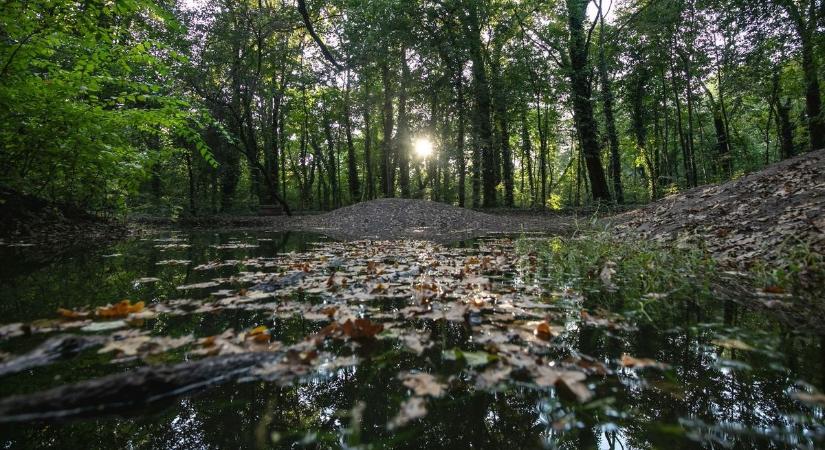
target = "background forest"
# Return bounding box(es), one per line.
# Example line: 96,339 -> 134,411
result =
1,0 -> 823,216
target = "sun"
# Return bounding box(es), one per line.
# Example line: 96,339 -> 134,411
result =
413,137 -> 434,159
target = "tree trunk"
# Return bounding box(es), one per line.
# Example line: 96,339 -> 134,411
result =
466,4 -> 496,207
457,76 -> 467,207
598,9 -> 623,204
778,98 -> 795,159
787,4 -> 825,149
521,108 -> 534,207
536,98 -> 547,207
397,50 -> 411,198
362,85 -> 375,200
566,0 -> 611,202
344,73 -> 360,202
380,59 -> 395,197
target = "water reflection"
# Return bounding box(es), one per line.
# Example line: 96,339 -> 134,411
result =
0,231 -> 823,449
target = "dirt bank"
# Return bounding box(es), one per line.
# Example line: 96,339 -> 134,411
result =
613,149 -> 825,269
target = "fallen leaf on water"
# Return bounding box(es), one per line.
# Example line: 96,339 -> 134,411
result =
711,339 -> 754,351
387,397 -> 427,430
81,320 -> 127,332
177,281 -> 221,290
533,321 -> 560,340
763,285 -> 785,294
316,318 -> 384,341
397,331 -> 432,355
620,353 -> 670,370
399,372 -> 446,397
246,325 -> 271,343
533,366 -> 593,403
341,318 -> 384,339
57,308 -> 89,320
476,365 -> 512,389
790,391 -> 825,406
99,332 -> 193,358
96,300 -> 144,318
442,349 -> 495,367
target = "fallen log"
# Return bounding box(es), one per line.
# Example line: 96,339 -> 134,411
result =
0,351 -> 280,423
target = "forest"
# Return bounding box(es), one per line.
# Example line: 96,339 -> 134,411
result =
2,0 -> 823,215
1,1 -> 825,449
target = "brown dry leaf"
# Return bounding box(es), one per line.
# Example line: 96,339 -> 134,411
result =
193,329 -> 245,356
400,372 -> 446,397
99,332 -> 193,358
762,285 -> 785,294
317,318 -> 384,341
533,366 -> 562,387
387,397 -> 427,430
533,321 -> 559,341
246,325 -> 271,343
557,371 -> 594,403
533,367 -> 593,403
341,318 -> 384,339
57,308 -> 89,320
620,353 -> 670,370
95,300 -> 145,319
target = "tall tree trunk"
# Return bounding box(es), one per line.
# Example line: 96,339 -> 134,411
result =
786,2 -> 825,149
362,85 -> 375,200
598,8 -> 623,204
466,4 -> 496,207
630,65 -> 656,199
497,101 -> 514,207
536,98 -> 547,206
380,59 -> 395,197
323,113 -> 337,208
778,98 -> 796,159
344,72 -> 360,202
397,50 -> 411,197
521,108 -> 535,206
566,0 -> 611,202
700,83 -> 731,179
457,76 -> 467,207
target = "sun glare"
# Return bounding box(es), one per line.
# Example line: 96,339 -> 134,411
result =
413,137 -> 434,159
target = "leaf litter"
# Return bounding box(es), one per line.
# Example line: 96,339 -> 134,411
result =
0,238 -> 692,428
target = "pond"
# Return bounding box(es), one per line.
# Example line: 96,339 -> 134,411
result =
0,230 -> 823,449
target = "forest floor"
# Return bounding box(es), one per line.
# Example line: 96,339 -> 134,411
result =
162,198 -> 577,242
612,148 -> 825,270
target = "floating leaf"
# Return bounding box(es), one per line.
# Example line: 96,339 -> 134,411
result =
57,308 -> 89,320
387,397 -> 427,430
400,372 -> 446,398
81,320 -> 127,332
95,300 -> 145,318
711,339 -> 754,351
442,349 -> 496,367
619,354 -> 670,370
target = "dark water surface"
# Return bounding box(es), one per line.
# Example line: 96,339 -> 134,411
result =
0,230 -> 823,449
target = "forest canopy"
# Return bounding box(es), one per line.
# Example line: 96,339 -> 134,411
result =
1,0 -> 823,215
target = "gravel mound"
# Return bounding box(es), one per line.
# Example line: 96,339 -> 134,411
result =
295,198 -> 562,242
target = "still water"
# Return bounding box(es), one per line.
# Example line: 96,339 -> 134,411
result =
0,230 -> 823,449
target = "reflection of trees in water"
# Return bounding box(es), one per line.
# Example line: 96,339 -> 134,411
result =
1,232 -> 823,448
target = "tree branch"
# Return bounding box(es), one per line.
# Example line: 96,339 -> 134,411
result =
297,0 -> 345,71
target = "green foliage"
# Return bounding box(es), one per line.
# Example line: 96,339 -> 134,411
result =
0,0 -> 216,212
